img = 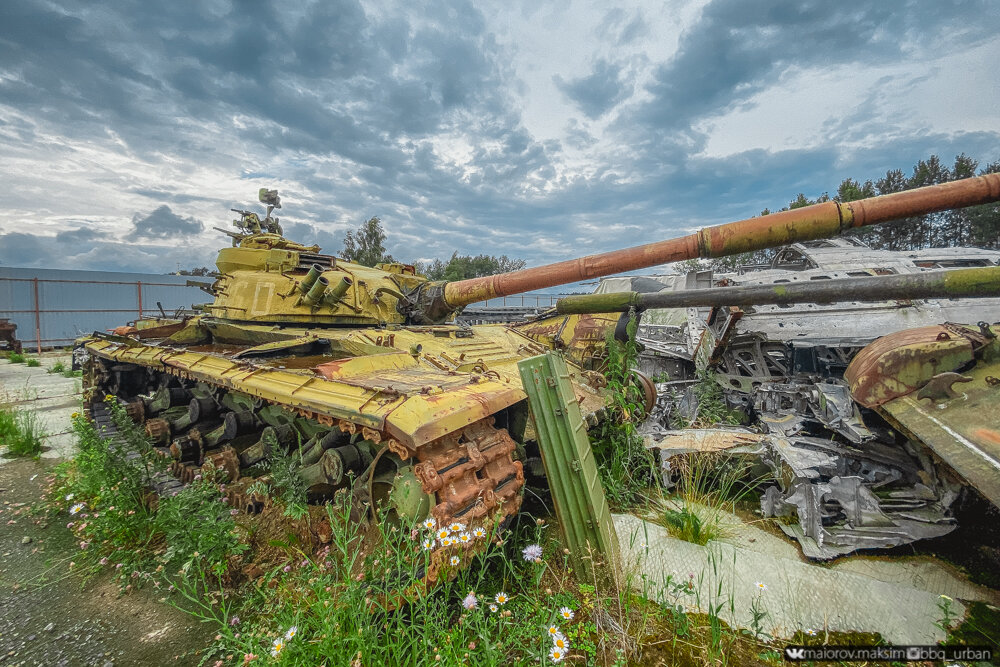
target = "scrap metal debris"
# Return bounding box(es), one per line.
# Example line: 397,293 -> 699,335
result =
627,241 -> 1000,559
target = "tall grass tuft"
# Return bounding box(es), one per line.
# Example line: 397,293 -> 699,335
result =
0,402 -> 45,457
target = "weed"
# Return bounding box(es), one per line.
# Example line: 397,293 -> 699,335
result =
63,369 -> 83,378
673,369 -> 744,428
156,469 -> 247,577
25,357 -> 41,367
748,587 -> 770,640
661,506 -> 717,545
590,315 -> 657,508
934,594 -> 958,635
49,361 -> 67,374
267,448 -> 310,519
7,351 -> 26,363
48,401 -> 167,579
0,403 -> 45,457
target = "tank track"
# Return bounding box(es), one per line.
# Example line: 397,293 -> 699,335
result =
85,360 -> 525,587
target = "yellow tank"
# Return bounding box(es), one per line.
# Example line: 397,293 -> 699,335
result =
76,175 -> 1000,584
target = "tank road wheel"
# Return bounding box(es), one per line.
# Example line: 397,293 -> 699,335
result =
358,417 -> 525,604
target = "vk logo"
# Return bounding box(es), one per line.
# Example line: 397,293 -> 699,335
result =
785,647 -> 807,659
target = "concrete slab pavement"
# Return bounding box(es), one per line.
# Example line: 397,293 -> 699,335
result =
614,508 -> 997,644
1,354 -> 80,461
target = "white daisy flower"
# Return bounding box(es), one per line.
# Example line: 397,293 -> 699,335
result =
489,603 -> 498,613
559,606 -> 574,621
449,522 -> 465,533
552,633 -> 569,650
458,532 -> 472,544
449,555 -> 460,566
805,628 -> 817,636
422,538 -> 435,550
548,646 -> 565,663
547,625 -> 561,637
422,517 -> 436,530
495,591 -> 509,605
69,502 -> 85,515
440,537 -> 453,547
270,637 -> 285,657
64,493 -> 74,501
472,526 -> 486,539
436,528 -> 450,541
284,625 -> 298,640
754,581 -> 768,592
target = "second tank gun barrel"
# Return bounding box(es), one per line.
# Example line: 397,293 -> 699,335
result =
439,174 -> 1000,311
554,266 -> 1000,314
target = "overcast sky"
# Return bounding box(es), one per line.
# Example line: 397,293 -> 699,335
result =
1,0 -> 998,275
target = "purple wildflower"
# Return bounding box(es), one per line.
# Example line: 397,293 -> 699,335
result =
521,544 -> 543,562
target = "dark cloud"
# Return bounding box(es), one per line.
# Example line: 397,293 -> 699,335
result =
55,227 -> 106,244
0,234 -> 44,268
634,0 -> 1000,133
554,59 -> 632,118
128,205 -> 203,240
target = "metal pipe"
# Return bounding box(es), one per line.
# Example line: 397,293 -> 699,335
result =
326,276 -> 352,303
298,264 -> 324,295
554,266 -> 1000,314
443,173 -> 1000,309
301,276 -> 329,307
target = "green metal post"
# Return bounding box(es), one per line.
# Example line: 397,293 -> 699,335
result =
517,351 -> 620,581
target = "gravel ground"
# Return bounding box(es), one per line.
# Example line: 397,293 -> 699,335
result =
0,431 -> 215,666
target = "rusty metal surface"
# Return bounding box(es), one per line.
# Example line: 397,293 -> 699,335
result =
0,318 -> 22,354
845,325 -> 977,408
876,351 -> 1000,509
443,173 -> 1000,308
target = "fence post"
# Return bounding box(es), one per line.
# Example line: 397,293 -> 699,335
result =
33,277 -> 42,353
137,281 -> 143,319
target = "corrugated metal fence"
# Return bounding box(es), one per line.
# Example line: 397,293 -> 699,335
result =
0,267 -> 208,351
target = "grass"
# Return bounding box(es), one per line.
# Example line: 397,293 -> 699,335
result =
672,370 -> 744,429
655,448 -> 771,546
661,506 -> 718,546
25,357 -> 41,367
0,399 -> 45,457
49,361 -> 67,374
6,351 -> 26,363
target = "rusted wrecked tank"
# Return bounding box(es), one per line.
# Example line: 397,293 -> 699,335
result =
75,175 -> 1000,578
847,323 -> 1000,509
560,223 -> 1000,558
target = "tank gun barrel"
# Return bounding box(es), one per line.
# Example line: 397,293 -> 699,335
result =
440,174 -> 1000,312
554,266 -> 1000,314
